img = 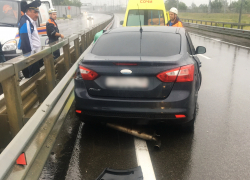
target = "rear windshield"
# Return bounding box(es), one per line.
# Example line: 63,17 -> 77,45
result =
127,10 -> 165,26
92,32 -> 181,57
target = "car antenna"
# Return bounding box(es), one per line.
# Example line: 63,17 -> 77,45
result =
137,4 -> 143,60
137,4 -> 143,36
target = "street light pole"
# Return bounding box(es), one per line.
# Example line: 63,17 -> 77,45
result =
238,0 -> 244,29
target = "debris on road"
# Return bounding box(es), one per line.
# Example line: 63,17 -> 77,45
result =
106,123 -> 161,149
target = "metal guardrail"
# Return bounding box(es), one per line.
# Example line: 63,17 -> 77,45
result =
0,14 -> 114,180
182,22 -> 250,39
181,18 -> 250,30
0,14 -> 114,151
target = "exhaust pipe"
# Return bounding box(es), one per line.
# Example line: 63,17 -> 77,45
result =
106,123 -> 161,149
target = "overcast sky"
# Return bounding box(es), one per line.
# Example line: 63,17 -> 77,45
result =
81,0 -> 232,7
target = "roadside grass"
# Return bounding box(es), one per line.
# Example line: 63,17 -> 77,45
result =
179,13 -> 250,30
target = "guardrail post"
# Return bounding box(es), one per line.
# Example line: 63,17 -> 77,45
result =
85,32 -> 88,48
74,36 -> 80,59
86,31 -> 90,47
44,54 -> 56,93
2,76 -> 24,136
223,23 -> 225,27
81,33 -> 85,53
63,44 -> 71,71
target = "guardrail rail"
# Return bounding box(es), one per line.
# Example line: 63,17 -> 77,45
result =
0,14 -> 114,152
182,21 -> 250,39
0,13 -> 114,180
181,18 -> 250,30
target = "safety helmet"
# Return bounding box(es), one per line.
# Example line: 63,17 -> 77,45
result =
48,8 -> 57,14
3,5 -> 12,13
170,7 -> 178,15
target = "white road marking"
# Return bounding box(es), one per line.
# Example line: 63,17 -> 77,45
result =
198,54 -> 211,59
134,138 -> 156,180
189,32 -> 250,50
65,123 -> 84,180
210,38 -> 221,42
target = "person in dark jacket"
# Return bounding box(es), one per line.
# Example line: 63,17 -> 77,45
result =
0,43 -> 6,63
46,8 -> 64,59
0,43 -> 5,94
18,1 -> 42,78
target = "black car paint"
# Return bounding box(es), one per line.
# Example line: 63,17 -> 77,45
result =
74,27 -> 202,125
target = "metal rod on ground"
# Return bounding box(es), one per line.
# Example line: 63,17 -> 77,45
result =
106,123 -> 161,148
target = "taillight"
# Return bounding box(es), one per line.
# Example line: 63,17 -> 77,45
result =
156,64 -> 194,82
157,67 -> 180,82
176,64 -> 194,82
79,65 -> 98,80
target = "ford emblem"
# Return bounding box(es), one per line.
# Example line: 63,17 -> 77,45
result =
120,69 -> 132,75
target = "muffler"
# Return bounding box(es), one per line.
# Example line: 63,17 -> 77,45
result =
106,123 -> 161,149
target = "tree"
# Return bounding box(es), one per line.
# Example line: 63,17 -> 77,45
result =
178,2 -> 187,11
165,0 -> 178,10
229,0 -> 250,13
199,4 -> 208,13
191,2 -> 198,13
52,0 -> 82,7
211,0 -> 222,13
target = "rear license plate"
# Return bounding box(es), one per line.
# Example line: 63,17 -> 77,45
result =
105,77 -> 149,89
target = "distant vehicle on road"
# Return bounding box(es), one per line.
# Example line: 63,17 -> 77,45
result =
87,13 -> 93,20
83,11 -> 88,16
74,27 -> 206,132
121,0 -> 170,26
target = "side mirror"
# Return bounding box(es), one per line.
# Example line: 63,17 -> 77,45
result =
120,21 -> 124,25
195,46 -> 206,54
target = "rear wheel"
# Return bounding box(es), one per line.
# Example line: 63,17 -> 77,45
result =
181,103 -> 198,133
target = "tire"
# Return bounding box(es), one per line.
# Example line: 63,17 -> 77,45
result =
181,103 -> 198,133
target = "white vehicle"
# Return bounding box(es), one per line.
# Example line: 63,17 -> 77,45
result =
0,0 -> 53,60
87,13 -> 94,20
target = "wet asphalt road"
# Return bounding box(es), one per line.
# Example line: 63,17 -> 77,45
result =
57,13 -> 112,37
41,14 -> 250,180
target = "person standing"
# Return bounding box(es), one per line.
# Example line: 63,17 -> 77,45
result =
0,43 -> 6,63
46,8 -> 64,59
18,1 -> 42,78
166,7 -> 183,27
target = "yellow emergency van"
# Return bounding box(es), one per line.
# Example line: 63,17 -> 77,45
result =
121,0 -> 170,27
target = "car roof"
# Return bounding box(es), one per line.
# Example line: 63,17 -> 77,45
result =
107,26 -> 185,34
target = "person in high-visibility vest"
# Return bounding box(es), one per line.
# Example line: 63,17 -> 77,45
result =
166,7 -> 183,28
46,8 -> 64,59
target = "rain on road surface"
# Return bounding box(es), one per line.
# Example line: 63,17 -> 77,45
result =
40,14 -> 250,180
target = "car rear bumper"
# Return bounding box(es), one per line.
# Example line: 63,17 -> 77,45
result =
74,79 -> 197,124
